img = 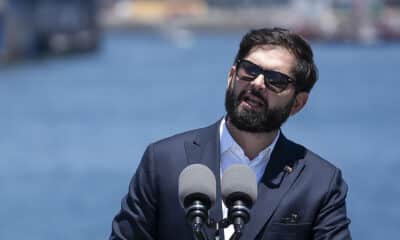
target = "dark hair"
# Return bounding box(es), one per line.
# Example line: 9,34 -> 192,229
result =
234,27 -> 318,93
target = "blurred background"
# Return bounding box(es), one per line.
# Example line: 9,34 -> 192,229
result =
0,0 -> 399,239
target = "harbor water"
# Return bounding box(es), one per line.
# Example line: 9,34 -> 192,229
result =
0,31 -> 399,239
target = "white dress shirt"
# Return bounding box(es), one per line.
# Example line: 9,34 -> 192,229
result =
219,118 -> 280,239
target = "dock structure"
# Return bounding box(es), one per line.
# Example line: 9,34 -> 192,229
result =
0,0 -> 4,60
0,0 -> 10,62
1,0 -> 100,63
103,0 -> 400,42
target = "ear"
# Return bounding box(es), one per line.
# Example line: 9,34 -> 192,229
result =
227,66 -> 236,86
290,92 -> 308,116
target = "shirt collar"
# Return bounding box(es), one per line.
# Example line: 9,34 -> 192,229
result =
219,117 -> 280,161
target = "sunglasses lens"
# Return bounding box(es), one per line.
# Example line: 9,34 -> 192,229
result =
237,61 -> 261,81
265,71 -> 290,93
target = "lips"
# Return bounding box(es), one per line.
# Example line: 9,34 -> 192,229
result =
242,93 -> 265,108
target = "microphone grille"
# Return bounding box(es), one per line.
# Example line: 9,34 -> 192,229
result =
221,164 -> 257,206
178,164 -> 216,208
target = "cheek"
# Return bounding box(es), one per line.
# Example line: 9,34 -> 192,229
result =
269,96 -> 294,111
268,88 -> 296,107
232,80 -> 249,94
266,96 -> 279,107
264,93 -> 286,109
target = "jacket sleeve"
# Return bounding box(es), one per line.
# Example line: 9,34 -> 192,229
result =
313,169 -> 352,240
110,144 -> 158,240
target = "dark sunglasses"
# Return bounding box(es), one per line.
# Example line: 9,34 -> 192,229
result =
235,59 -> 295,93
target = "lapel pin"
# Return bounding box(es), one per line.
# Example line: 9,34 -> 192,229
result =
284,165 -> 293,173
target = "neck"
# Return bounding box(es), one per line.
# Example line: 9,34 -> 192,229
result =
226,119 -> 278,160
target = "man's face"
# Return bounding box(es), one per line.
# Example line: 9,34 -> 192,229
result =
225,45 -> 300,133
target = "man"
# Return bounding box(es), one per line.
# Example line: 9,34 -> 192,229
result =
110,28 -> 351,240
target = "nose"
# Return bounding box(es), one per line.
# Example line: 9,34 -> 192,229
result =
250,74 -> 266,91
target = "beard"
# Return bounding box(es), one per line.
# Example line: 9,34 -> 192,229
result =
224,82 -> 295,133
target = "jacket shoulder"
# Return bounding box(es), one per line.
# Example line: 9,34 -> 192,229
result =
304,148 -> 339,172
285,137 -> 341,174
151,126 -> 205,147
151,120 -> 220,148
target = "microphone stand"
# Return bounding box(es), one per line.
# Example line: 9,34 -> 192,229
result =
213,199 -> 250,240
187,200 -> 210,240
214,218 -> 244,240
187,200 -> 251,240
229,224 -> 244,240
192,221 -> 208,240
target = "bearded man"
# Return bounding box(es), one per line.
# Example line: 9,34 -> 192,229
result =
110,28 -> 351,240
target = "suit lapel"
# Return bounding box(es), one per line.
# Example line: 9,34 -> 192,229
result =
184,120 -> 224,239
243,134 -> 307,239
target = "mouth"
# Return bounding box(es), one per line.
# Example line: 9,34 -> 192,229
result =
241,94 -> 265,109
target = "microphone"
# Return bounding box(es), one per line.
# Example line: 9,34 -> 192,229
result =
221,164 -> 257,240
179,164 -> 216,240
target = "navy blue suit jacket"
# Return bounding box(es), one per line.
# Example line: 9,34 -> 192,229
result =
110,120 -> 351,240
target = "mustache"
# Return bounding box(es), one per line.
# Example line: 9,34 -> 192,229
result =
237,88 -> 267,105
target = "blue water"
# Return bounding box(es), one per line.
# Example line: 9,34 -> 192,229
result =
0,32 -> 399,239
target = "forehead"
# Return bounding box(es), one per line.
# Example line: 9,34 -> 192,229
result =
244,45 -> 296,75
